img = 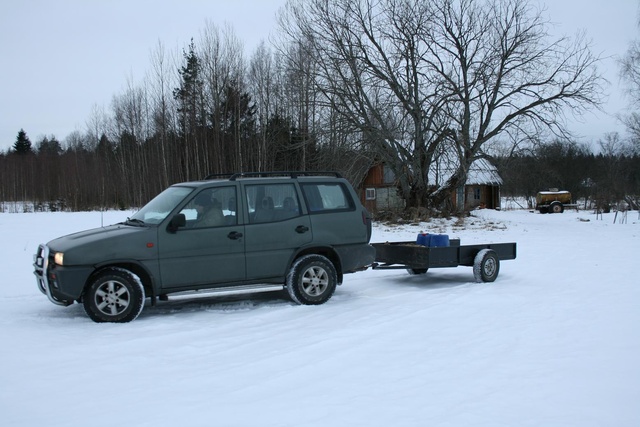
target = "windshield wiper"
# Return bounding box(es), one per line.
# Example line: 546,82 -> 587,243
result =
124,217 -> 146,227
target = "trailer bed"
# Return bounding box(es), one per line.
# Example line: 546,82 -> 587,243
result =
372,239 -> 516,278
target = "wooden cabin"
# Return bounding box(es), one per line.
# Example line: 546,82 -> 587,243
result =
359,163 -> 403,213
359,158 -> 503,212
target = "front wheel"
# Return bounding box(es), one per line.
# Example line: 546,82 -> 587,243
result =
473,249 -> 500,283
83,267 -> 145,323
286,255 -> 337,305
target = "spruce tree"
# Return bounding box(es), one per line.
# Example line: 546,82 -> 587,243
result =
13,129 -> 33,154
37,136 -> 62,156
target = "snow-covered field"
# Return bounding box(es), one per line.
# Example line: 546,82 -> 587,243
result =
1,208 -> 639,426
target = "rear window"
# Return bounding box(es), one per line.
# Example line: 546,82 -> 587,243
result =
301,183 -> 354,212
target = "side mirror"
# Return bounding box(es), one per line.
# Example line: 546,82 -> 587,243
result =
167,213 -> 186,233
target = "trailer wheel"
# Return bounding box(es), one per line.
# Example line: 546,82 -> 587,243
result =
406,268 -> 428,275
549,202 -> 564,213
473,249 -> 500,283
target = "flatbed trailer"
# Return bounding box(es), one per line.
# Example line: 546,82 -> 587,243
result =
372,239 -> 517,282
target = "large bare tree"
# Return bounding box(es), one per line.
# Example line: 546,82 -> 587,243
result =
278,0 -> 604,211
620,9 -> 640,150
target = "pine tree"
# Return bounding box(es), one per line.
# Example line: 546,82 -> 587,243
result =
37,136 -> 62,156
13,129 -> 33,154
173,39 -> 204,180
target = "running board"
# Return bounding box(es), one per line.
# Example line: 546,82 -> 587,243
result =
161,284 -> 285,300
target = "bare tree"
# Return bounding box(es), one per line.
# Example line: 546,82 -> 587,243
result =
85,104 -> 110,151
284,40 -> 319,170
199,22 -> 247,173
249,41 -> 276,171
619,8 -> 640,150
278,0 -> 604,212
148,40 -> 179,187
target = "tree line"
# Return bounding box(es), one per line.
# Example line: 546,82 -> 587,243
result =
495,137 -> 640,210
2,0 -> 638,213
1,27 -> 373,211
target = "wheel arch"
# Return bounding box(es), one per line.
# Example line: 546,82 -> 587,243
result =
86,260 -> 156,300
291,246 -> 343,284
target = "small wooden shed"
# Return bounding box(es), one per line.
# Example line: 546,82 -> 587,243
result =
454,158 -> 503,210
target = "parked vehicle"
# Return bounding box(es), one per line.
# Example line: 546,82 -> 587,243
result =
33,172 -> 375,323
535,189 -> 577,213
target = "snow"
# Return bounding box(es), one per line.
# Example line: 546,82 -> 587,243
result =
539,190 -> 570,195
1,208 -> 639,426
428,158 -> 503,186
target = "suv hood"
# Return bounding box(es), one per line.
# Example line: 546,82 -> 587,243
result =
47,224 -> 157,266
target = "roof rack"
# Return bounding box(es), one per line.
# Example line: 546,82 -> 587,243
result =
202,173 -> 235,180
203,171 -> 343,181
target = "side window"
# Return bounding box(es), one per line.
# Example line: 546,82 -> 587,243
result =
245,183 -> 301,224
301,183 -> 354,213
179,186 -> 237,228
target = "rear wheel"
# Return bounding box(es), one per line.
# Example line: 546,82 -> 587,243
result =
286,255 -> 337,305
473,249 -> 500,283
83,267 -> 145,323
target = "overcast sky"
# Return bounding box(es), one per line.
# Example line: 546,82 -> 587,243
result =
1,0 -> 638,152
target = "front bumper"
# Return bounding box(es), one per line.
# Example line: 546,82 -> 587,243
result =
34,244 -> 71,305
33,244 -> 92,306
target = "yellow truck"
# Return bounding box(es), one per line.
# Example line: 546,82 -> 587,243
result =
535,189 -> 577,213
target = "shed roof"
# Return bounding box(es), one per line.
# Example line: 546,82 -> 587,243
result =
465,158 -> 503,186
429,158 -> 503,186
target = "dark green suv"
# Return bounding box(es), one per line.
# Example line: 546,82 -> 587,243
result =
33,172 -> 375,322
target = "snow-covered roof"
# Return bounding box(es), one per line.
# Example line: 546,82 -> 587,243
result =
465,158 -> 503,186
429,158 -> 503,186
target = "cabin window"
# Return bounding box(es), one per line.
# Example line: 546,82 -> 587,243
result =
474,188 -> 481,200
365,188 -> 376,200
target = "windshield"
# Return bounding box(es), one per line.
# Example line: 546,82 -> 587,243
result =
129,186 -> 194,225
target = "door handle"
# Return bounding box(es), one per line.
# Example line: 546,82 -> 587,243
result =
295,225 -> 309,234
227,231 -> 243,240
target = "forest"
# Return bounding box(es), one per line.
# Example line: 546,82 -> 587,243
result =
1,0 -> 639,214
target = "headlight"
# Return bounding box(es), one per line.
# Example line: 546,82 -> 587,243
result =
54,252 -> 64,266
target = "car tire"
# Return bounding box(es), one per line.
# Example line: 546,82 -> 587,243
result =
83,267 -> 145,323
473,249 -> 500,283
286,255 -> 337,305
406,268 -> 428,275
